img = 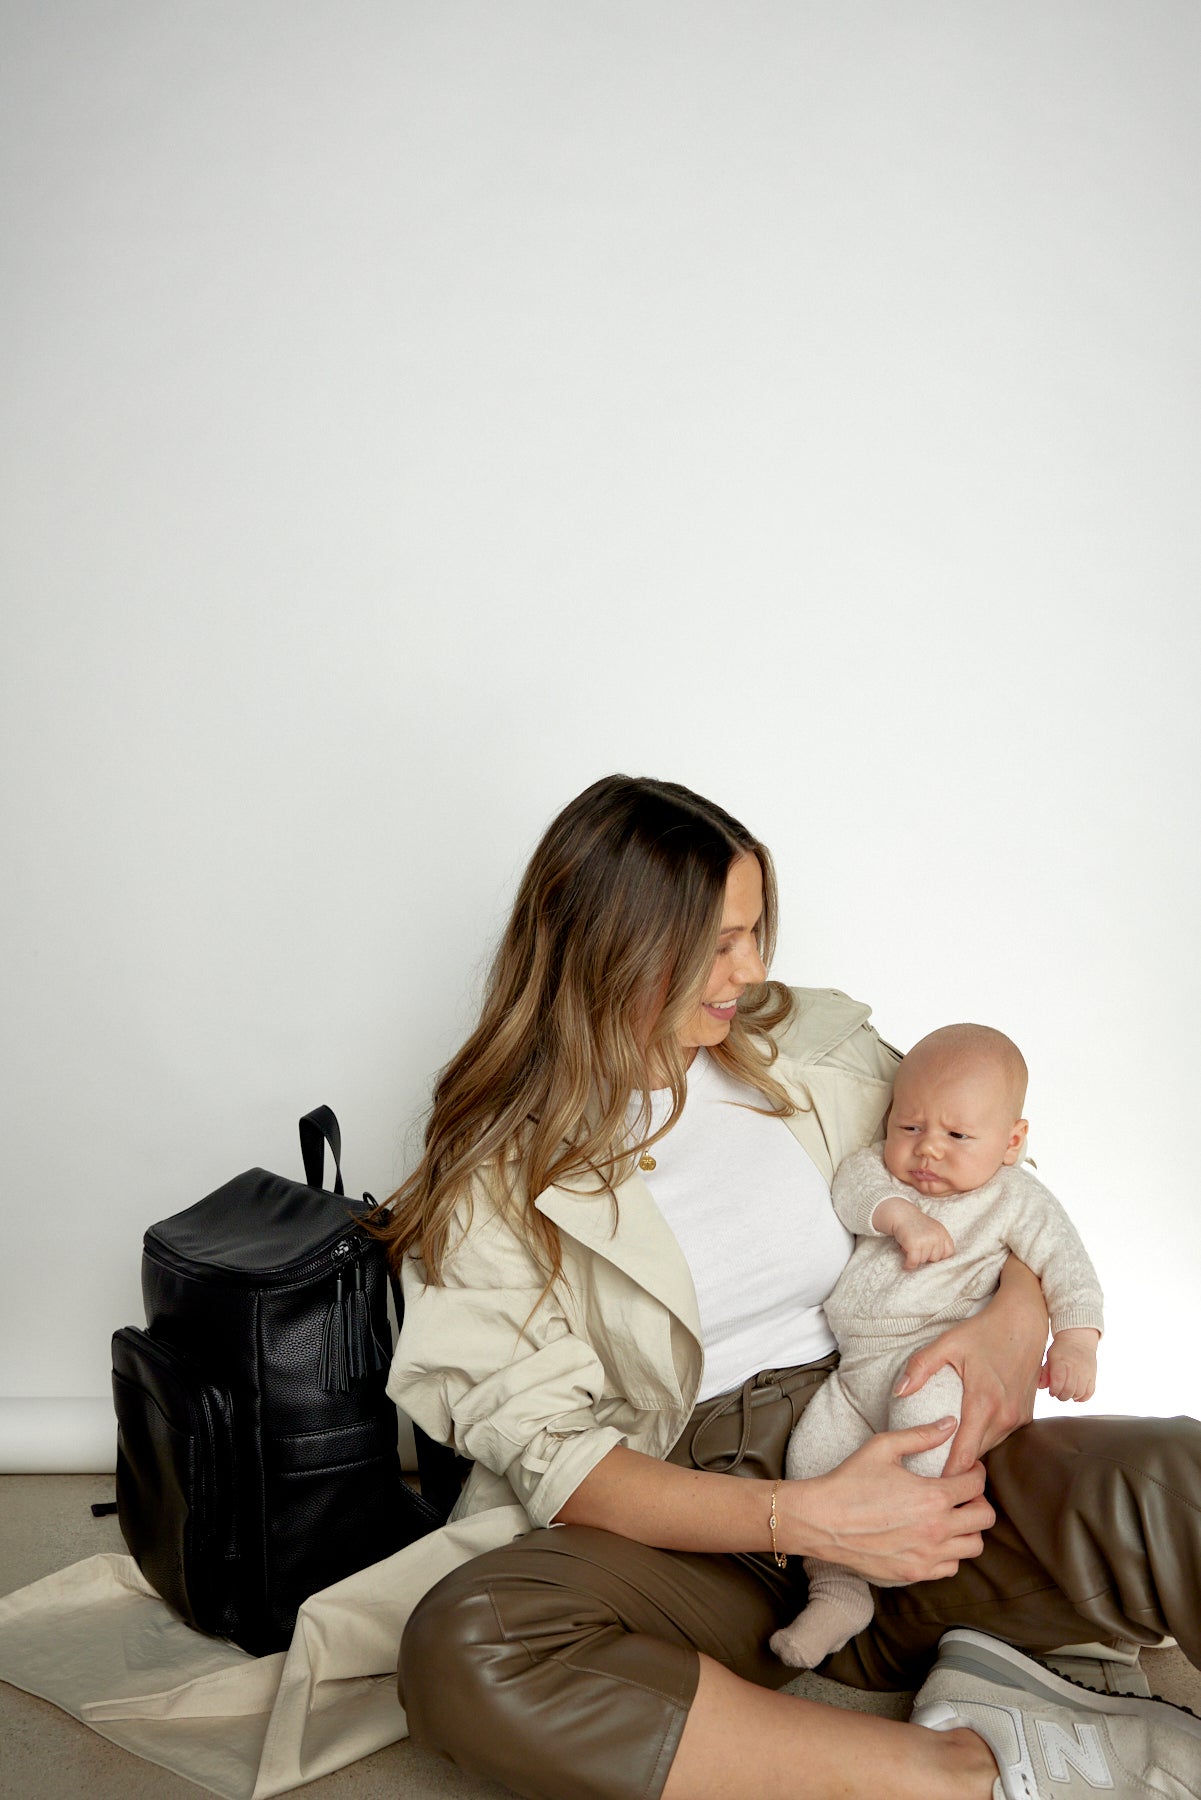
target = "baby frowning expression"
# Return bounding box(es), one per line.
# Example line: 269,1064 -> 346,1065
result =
884,1029 -> 1029,1200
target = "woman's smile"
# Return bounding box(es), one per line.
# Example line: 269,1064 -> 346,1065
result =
676,855 -> 767,1051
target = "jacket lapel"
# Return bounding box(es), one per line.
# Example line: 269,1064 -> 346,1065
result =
536,1167 -> 704,1345
775,1060 -> 893,1181
777,1080 -> 838,1184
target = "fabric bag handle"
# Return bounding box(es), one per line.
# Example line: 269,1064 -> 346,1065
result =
298,1106 -> 345,1196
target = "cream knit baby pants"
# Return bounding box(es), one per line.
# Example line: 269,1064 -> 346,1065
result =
769,1331 -> 965,1669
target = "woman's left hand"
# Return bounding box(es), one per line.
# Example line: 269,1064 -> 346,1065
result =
892,1255 -> 1048,1477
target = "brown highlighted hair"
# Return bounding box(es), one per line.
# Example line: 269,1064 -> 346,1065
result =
373,775 -> 796,1287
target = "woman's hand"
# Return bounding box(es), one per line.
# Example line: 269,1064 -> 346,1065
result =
785,1419 -> 994,1584
893,1255 -> 1048,1477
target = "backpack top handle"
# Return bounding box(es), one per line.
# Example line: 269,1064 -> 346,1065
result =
298,1106 -> 345,1197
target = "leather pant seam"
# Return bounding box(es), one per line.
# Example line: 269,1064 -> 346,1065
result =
899,1575 -> 1166,1633
640,1696 -> 690,1800
484,1581 -> 694,1710
1082,1454 -> 1201,1517
567,1657 -> 694,1709
888,1575 -> 1062,1621
485,1584 -> 537,1668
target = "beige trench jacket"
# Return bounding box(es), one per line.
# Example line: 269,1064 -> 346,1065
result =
390,987 -> 901,1532
0,988 -> 898,1800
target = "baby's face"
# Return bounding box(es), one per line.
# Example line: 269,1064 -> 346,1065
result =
883,1058 -> 1027,1198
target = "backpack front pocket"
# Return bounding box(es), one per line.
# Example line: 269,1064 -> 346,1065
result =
111,1325 -> 238,1638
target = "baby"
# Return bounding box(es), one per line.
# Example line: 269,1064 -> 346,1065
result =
770,1022 -> 1103,1671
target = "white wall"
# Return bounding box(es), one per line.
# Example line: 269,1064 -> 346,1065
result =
2,1 -> 1198,1468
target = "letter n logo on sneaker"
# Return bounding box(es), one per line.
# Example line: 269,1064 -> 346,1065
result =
1036,1719 -> 1114,1788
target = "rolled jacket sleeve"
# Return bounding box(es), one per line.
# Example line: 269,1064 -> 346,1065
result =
387,1197 -> 627,1529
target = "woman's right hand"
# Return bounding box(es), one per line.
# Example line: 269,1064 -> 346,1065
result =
785,1419 -> 995,1585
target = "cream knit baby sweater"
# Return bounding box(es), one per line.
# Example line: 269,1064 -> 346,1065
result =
826,1146 -> 1104,1348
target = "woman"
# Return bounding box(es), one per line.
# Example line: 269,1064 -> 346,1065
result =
379,775 -> 1201,1800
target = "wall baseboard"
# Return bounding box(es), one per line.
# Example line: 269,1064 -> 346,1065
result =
0,1398 -> 117,1473
0,1396 -> 417,1474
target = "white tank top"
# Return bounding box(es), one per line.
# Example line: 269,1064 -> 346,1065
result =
636,1050 -> 852,1400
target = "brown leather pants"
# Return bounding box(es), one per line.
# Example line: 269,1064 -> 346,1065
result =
398,1363 -> 1201,1800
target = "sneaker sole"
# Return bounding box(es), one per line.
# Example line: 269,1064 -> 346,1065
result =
935,1629 -> 1201,1743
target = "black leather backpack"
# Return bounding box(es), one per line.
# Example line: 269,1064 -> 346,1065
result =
111,1106 -> 442,1655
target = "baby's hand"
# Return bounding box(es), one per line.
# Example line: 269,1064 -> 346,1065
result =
874,1197 -> 956,1271
1040,1327 -> 1100,1402
894,1212 -> 956,1270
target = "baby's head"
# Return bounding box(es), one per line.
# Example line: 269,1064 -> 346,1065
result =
884,1023 -> 1029,1199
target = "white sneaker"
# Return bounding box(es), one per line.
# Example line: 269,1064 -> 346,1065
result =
911,1628 -> 1201,1798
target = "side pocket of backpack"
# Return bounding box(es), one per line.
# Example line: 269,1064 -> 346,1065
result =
111,1325 -> 238,1639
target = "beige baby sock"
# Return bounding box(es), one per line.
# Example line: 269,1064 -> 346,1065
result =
768,1558 -> 874,1669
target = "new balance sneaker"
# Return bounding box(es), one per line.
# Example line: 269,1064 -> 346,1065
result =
911,1628 -> 1201,1798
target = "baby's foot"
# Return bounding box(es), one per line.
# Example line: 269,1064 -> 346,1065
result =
770,1592 -> 874,1670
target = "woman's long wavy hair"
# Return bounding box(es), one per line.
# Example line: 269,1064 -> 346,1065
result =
374,775 -> 797,1288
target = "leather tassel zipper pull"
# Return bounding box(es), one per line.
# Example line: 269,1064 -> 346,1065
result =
320,1245 -> 390,1392
319,1268 -> 352,1393
347,1258 -> 391,1378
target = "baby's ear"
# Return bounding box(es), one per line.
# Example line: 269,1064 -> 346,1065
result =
1002,1119 -> 1029,1165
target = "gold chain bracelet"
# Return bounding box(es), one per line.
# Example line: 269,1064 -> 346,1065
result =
769,1481 -> 787,1570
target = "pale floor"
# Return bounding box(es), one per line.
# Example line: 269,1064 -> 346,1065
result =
1,1474 -> 1197,1799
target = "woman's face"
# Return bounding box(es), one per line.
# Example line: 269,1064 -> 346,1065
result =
675,853 -> 767,1055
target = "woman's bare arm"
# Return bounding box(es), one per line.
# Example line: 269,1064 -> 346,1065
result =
554,1419 -> 994,1586
556,1251 -> 1042,1571
895,1254 -> 1048,1477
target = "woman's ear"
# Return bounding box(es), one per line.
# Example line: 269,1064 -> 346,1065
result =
1002,1118 -> 1029,1165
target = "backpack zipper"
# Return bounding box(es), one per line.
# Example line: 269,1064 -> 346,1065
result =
144,1226 -> 367,1286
